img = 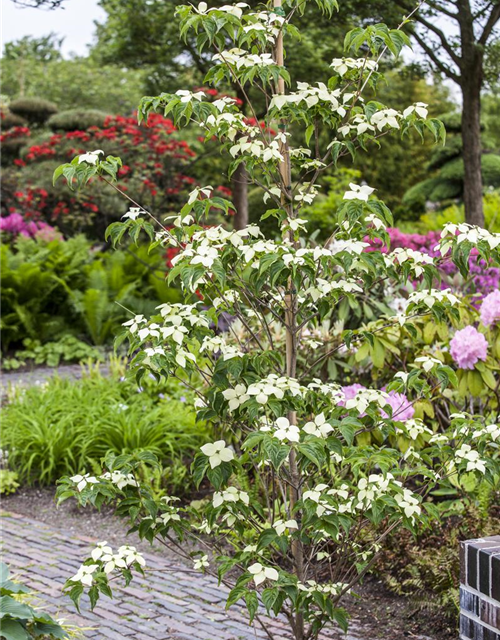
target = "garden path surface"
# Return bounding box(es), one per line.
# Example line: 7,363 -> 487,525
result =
1,364 -> 109,394
1,509 -> 434,640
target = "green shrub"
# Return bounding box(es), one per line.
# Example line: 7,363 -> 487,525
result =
48,109 -> 109,131
1,235 -> 181,352
8,97 -> 58,125
2,336 -> 104,370
1,372 -> 209,493
0,470 -> 20,495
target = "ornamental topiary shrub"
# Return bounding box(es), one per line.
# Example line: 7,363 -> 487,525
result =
47,109 -> 110,132
9,97 -> 58,125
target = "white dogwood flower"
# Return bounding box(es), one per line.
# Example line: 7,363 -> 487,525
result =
70,564 -> 99,586
201,440 -> 234,468
78,150 -> 103,165
303,413 -> 333,438
193,555 -> 209,570
343,183 -> 375,202
70,473 -> 99,492
248,562 -> 279,585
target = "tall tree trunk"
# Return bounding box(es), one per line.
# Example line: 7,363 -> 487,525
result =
231,162 -> 249,230
457,1 -> 485,228
461,69 -> 484,227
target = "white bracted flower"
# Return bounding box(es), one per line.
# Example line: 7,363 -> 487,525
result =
273,519 -> 298,536
273,417 -> 300,443
455,444 -> 486,473
91,541 -> 113,561
222,384 -> 250,411
193,555 -> 209,570
70,564 -> 99,587
248,562 -> 279,586
78,149 -> 103,165
70,473 -> 99,492
403,102 -> 428,119
303,413 -> 333,438
122,207 -> 144,220
200,440 -> 234,468
343,183 -> 375,202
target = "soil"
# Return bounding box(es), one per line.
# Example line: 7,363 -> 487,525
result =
3,486 -> 457,640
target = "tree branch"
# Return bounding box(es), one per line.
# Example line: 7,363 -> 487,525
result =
479,2 -> 500,45
410,29 -> 461,82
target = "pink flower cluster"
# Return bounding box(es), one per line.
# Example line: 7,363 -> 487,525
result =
480,290 -> 500,327
340,384 -> 414,421
449,326 -> 488,370
0,213 -> 60,241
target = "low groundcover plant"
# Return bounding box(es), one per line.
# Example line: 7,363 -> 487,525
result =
53,2 -> 500,639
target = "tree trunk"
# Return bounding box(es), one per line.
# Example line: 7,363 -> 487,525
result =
461,71 -> 484,227
231,162 -> 249,230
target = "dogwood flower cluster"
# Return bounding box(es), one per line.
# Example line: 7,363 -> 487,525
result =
439,223 -> 500,254
370,108 -> 401,131
78,149 -> 103,165
306,277 -> 363,303
270,82 -> 347,114
213,486 -> 250,508
384,248 -> 434,277
70,473 -> 99,492
343,388 -> 392,415
213,48 -> 275,69
200,336 -> 245,361
402,419 -> 432,441
273,519 -> 298,536
343,183 -> 375,202
455,444 -> 486,473
403,102 -> 429,118
101,470 -> 138,490
195,1 -> 248,18
330,57 -> 378,76
303,413 -> 334,438
338,114 -> 375,137
407,288 -> 461,309
70,543 -> 145,587
229,134 -> 285,162
193,555 -> 210,570
298,580 -> 348,596
243,11 -> 285,43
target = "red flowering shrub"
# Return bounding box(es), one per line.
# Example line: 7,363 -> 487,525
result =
1,113 -> 201,238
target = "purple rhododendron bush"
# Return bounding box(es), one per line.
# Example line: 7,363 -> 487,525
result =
22,2 -> 499,639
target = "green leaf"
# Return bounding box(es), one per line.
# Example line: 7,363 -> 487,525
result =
257,528 -> 278,551
0,619 -> 31,640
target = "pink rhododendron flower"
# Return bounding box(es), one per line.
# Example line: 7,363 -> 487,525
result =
381,390 -> 415,421
450,326 -> 488,370
339,384 -> 366,404
480,290 -> 500,327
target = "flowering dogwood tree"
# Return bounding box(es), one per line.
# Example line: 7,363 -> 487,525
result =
54,1 -> 500,638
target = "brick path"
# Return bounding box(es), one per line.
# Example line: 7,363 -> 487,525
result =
1,511 -> 367,640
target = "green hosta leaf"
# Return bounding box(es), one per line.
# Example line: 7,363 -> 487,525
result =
0,596 -> 34,619
0,620 -> 31,640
